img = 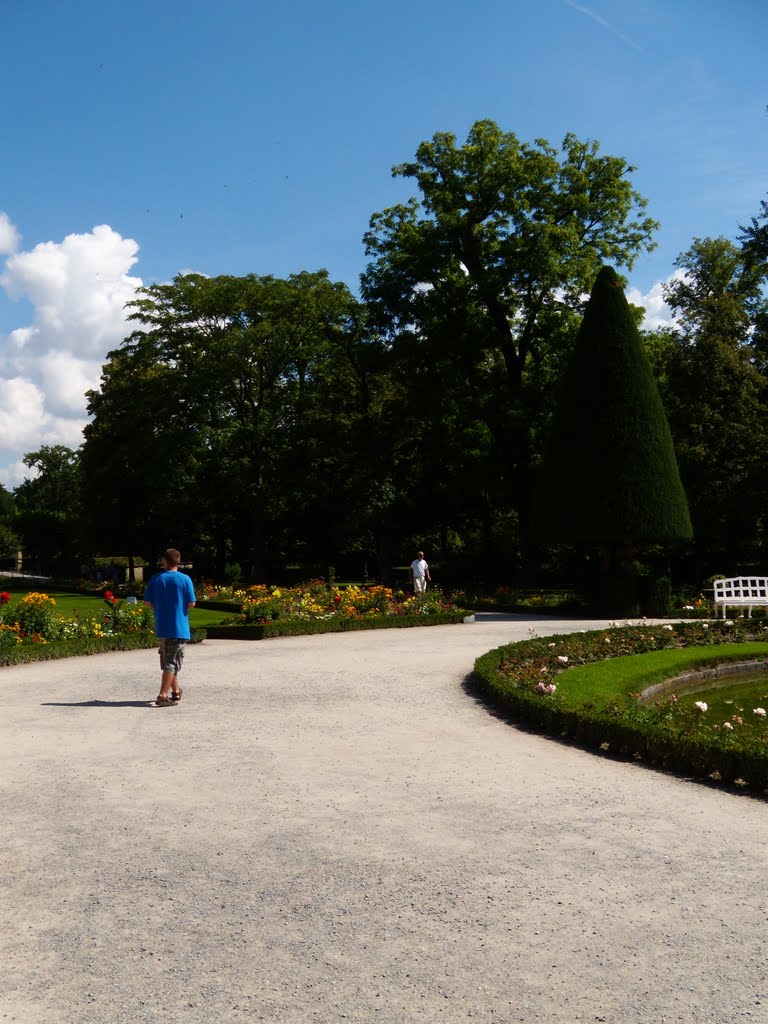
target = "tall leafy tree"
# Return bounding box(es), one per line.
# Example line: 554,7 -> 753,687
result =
13,446 -> 83,572
82,271 -> 378,579
0,482 -> 19,567
740,196 -> 768,269
0,482 -> 14,518
361,120 -> 658,570
653,237 -> 768,574
81,338 -> 192,576
739,196 -> 768,370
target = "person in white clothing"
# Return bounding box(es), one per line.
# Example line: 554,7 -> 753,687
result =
409,550 -> 431,596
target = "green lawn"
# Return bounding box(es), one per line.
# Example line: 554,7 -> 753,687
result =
556,643 -> 768,707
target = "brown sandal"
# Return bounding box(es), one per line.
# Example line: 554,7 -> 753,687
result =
171,688 -> 183,702
154,695 -> 174,707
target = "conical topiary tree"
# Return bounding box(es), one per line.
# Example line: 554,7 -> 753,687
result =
533,266 -> 692,608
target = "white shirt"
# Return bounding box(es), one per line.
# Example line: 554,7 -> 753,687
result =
411,558 -> 428,578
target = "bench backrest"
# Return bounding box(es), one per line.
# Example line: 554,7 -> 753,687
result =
713,577 -> 768,602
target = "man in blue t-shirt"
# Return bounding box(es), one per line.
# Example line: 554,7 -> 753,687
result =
144,548 -> 196,707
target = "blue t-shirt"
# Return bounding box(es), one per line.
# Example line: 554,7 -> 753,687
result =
144,570 -> 196,639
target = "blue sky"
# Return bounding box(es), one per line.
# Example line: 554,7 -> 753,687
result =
0,0 -> 765,486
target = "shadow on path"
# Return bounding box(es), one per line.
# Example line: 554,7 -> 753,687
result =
41,700 -> 156,709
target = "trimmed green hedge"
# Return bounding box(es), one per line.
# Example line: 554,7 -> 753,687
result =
0,629 -> 206,668
194,599 -> 240,612
473,626 -> 768,792
0,632 -> 159,667
205,611 -> 467,639
469,599 -> 583,615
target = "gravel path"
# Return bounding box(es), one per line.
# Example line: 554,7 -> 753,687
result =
1,614 -> 766,1024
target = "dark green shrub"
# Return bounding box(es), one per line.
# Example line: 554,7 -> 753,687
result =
589,572 -> 640,617
205,611 -> 466,640
643,576 -> 673,616
533,267 -> 691,617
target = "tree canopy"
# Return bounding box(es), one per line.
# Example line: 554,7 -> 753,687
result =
9,126 -> 766,591
650,236 -> 768,573
80,271 -> 384,579
361,120 -> 659,571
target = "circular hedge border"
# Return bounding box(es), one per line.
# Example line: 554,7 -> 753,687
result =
473,620 -> 768,793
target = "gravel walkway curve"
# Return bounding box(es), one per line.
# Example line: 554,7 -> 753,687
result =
1,614 -> 766,1024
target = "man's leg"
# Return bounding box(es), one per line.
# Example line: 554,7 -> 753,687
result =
159,669 -> 176,700
156,640 -> 182,702
166,640 -> 185,700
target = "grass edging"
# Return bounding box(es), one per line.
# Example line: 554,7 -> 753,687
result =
205,611 -> 467,639
473,623 -> 768,792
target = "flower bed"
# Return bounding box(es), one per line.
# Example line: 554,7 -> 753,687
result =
198,580 -> 469,638
0,589 -> 158,666
473,619 -> 768,792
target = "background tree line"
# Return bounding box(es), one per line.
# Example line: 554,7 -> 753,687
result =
2,123 -> 767,589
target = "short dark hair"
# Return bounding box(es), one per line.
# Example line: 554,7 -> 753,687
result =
164,548 -> 181,566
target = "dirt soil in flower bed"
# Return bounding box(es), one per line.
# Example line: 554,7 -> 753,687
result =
2,613 -> 767,1024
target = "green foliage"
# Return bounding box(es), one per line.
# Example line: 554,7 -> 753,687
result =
362,121 -> 658,570
82,270 -> 381,578
739,195 -> 768,271
12,446 -> 82,571
13,592 -> 59,637
103,598 -> 155,635
534,266 -> 691,546
0,482 -> 14,518
0,522 -> 19,560
652,236 -> 768,572
643,576 -> 673,617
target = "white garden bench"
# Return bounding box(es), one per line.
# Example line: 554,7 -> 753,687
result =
712,577 -> 768,618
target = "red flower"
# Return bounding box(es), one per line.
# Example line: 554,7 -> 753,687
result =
0,592 -> 10,605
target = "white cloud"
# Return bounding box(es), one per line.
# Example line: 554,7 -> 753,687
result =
627,270 -> 687,330
0,377 -> 89,458
0,212 -> 20,255
0,222 -> 143,484
0,377 -> 48,449
37,352 -> 105,417
0,459 -> 38,490
1,224 -> 142,356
